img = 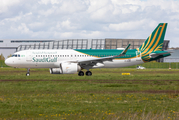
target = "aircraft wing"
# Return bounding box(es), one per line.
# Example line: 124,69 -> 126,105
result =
70,44 -> 130,69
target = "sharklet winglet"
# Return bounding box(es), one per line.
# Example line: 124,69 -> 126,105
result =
114,44 -> 131,58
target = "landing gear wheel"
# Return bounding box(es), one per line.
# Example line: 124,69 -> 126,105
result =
78,71 -> 84,76
86,71 -> 92,76
26,73 -> 30,76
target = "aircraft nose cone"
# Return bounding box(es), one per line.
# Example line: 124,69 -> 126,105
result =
5,58 -> 11,66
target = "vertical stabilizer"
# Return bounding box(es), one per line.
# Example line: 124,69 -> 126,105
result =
137,23 -> 168,61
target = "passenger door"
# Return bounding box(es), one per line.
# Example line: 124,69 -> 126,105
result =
26,51 -> 32,62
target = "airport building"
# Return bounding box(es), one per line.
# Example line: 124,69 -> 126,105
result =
0,39 -> 170,62
163,50 -> 179,62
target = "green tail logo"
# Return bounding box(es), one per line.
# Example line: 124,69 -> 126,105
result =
137,23 -> 168,62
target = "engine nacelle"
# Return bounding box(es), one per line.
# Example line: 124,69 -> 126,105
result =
50,63 -> 81,74
50,68 -> 62,74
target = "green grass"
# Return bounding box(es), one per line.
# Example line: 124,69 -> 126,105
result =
0,60 -> 8,67
0,68 -> 179,119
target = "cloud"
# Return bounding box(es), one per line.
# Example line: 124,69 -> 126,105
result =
0,0 -> 21,14
0,0 -> 179,47
108,20 -> 146,31
38,0 -> 60,5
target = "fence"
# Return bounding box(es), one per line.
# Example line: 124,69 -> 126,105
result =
125,62 -> 179,69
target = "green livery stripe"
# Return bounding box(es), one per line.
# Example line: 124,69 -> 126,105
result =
74,49 -> 137,59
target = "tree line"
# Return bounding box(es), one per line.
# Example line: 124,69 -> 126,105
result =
0,54 -> 12,60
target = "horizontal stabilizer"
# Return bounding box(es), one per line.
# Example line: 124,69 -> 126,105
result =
149,51 -> 172,58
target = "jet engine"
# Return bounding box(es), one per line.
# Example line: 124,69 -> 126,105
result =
50,63 -> 81,74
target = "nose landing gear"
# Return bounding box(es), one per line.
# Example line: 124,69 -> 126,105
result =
26,68 -> 30,76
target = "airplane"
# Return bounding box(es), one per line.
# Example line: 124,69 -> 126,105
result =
5,23 -> 171,76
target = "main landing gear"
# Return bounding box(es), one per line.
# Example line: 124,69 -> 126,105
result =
86,71 -> 92,76
78,71 -> 92,76
26,68 -> 30,76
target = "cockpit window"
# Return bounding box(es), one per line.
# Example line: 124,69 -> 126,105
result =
12,54 -> 20,57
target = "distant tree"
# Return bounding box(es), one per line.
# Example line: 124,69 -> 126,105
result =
7,54 -> 12,58
169,47 -> 179,50
0,54 -> 5,60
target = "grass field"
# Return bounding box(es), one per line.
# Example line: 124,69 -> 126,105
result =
0,67 -> 179,119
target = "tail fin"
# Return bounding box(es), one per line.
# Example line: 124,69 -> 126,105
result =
137,23 -> 168,61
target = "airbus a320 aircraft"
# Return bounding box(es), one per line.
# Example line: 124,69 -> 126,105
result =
5,23 -> 171,76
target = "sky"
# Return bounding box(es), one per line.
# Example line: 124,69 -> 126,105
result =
0,0 -> 179,47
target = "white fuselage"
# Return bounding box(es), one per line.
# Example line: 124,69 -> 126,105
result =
5,49 -> 144,69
